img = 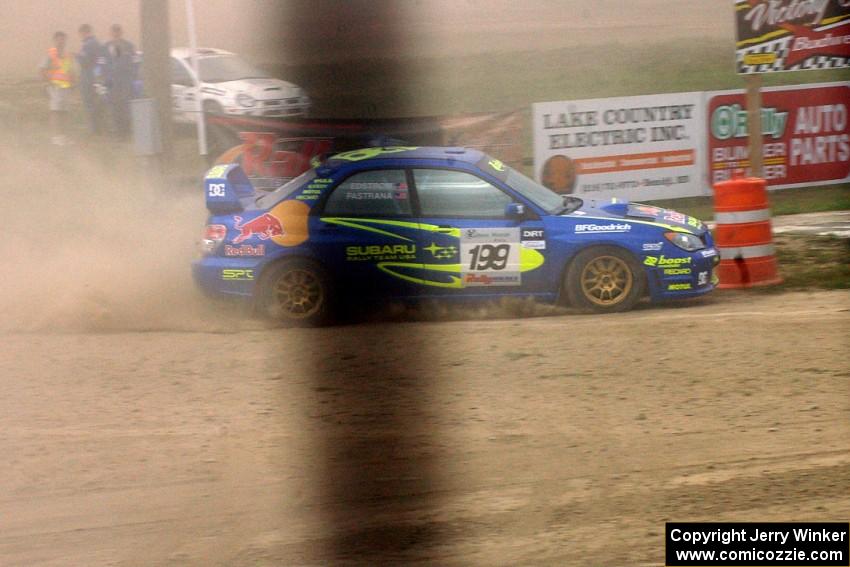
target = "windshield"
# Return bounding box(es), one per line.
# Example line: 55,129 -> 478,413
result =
505,167 -> 580,215
255,169 -> 316,208
197,55 -> 270,83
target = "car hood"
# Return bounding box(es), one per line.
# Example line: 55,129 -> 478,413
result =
569,200 -> 707,235
211,78 -> 302,100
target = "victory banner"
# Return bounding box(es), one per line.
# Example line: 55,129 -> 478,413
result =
707,82 -> 850,188
735,0 -> 850,74
533,93 -> 707,201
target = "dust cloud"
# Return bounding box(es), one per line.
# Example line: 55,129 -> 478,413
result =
0,139 -> 247,333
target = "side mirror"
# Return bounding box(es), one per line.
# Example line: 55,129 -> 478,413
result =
505,202 -> 525,219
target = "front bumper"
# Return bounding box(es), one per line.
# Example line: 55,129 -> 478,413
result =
225,99 -> 310,118
644,247 -> 721,301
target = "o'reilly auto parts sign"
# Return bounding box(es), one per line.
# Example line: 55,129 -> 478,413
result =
707,82 -> 850,188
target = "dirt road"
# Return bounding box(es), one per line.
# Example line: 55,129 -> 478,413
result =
1,290 -> 847,566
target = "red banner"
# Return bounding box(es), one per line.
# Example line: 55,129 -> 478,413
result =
707,83 -> 850,188
209,111 -> 526,190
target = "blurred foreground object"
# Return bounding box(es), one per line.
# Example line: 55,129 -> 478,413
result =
712,177 -> 782,288
140,0 -> 172,158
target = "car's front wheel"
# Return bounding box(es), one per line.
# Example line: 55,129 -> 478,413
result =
258,259 -> 333,326
565,246 -> 644,313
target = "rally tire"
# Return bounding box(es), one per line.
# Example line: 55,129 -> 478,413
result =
258,258 -> 333,326
565,246 -> 644,313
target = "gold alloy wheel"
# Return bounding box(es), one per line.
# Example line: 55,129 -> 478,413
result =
580,255 -> 634,307
273,268 -> 324,319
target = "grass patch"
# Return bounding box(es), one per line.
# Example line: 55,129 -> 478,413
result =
645,185 -> 850,221
267,38 -> 838,118
774,234 -> 850,290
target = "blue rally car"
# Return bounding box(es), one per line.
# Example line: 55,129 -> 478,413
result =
193,146 -> 719,325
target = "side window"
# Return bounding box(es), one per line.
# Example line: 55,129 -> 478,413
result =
414,169 -> 512,218
170,58 -> 193,86
323,169 -> 412,217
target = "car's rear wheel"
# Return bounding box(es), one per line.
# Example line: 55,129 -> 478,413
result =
565,246 -> 643,313
259,259 -> 332,326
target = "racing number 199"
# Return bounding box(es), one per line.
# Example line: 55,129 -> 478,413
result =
468,244 -> 510,270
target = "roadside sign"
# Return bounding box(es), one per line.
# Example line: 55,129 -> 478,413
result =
735,0 -> 850,74
532,92 -> 706,201
707,82 -> 850,188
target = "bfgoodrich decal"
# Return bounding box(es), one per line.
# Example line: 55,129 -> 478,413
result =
575,223 -> 632,234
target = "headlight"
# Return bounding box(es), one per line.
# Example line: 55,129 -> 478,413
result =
236,93 -> 255,107
664,231 -> 704,251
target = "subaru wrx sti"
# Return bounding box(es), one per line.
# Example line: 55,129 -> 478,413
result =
193,146 -> 719,325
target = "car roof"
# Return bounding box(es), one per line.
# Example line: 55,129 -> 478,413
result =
322,146 -> 488,172
170,47 -> 234,60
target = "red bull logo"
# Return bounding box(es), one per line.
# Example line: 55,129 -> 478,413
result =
233,213 -> 285,244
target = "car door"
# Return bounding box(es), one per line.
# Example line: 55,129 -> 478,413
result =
410,167 -> 549,296
312,168 -> 425,297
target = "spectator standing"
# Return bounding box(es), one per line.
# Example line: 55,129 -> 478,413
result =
40,31 -> 74,146
76,24 -> 106,135
104,24 -> 137,138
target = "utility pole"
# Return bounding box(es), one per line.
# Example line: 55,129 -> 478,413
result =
140,0 -> 172,160
185,0 -> 208,156
745,74 -> 763,178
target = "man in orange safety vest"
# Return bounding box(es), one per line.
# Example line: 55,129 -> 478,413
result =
40,31 -> 75,145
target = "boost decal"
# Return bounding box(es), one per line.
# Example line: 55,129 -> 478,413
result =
644,255 -> 692,267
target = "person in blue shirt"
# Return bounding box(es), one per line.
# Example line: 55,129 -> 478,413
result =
76,24 -> 106,135
104,24 -> 137,138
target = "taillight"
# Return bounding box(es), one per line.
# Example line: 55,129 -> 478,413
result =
200,224 -> 226,254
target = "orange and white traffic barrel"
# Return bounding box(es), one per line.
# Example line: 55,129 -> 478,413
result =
711,177 -> 782,288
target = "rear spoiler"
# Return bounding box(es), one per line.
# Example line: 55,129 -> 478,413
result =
204,164 -> 255,214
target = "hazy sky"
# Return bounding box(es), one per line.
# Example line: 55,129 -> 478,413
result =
1,0 -> 732,79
